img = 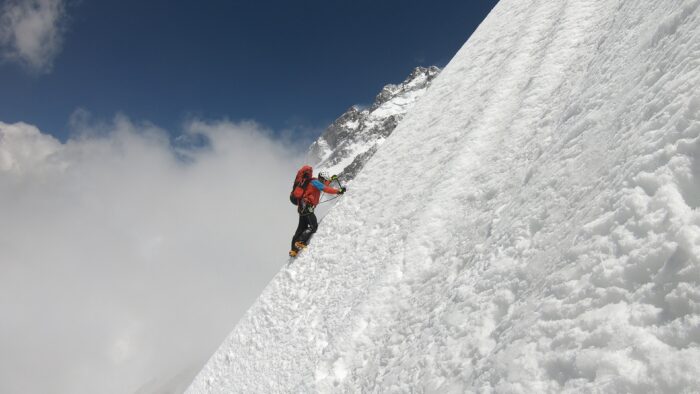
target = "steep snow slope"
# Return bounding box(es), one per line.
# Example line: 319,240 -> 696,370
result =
189,0 -> 700,392
308,66 -> 440,183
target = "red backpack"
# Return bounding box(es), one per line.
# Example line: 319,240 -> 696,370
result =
290,165 -> 313,205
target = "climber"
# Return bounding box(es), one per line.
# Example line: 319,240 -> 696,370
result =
289,170 -> 345,257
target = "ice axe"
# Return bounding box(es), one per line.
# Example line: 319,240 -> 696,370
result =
331,174 -> 345,191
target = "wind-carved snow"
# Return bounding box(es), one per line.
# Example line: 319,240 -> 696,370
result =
189,0 -> 700,392
308,66 -> 440,183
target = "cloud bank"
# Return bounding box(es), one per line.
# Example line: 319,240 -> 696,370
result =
0,117 -> 306,393
0,0 -> 67,73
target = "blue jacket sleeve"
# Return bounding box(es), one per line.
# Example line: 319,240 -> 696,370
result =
312,179 -> 339,194
311,179 -> 325,190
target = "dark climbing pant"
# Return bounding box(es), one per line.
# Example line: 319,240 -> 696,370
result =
291,212 -> 318,251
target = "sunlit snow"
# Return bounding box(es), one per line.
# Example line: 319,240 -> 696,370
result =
189,0 -> 700,392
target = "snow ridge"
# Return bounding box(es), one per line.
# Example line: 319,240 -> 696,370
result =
308,66 -> 440,183
189,0 -> 700,392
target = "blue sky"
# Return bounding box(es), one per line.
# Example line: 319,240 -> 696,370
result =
0,0 -> 498,141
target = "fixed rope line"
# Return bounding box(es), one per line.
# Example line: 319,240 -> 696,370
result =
318,195 -> 341,204
317,177 -> 344,204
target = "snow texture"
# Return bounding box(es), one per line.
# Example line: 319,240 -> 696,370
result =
189,0 -> 700,392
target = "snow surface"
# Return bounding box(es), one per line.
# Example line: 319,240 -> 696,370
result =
189,0 -> 700,392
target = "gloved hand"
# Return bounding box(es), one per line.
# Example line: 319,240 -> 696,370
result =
338,186 -> 346,194
331,174 -> 338,181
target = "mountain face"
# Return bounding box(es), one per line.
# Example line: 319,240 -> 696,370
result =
189,0 -> 700,392
308,66 -> 440,182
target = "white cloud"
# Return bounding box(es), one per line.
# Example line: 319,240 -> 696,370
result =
0,117 -> 306,393
0,0 -> 67,73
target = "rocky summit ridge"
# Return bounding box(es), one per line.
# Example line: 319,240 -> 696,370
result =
307,66 -> 440,182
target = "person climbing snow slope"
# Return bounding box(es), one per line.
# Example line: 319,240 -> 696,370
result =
289,170 -> 345,257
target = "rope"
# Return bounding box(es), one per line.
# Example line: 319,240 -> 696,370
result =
317,195 -> 341,204
317,177 -> 345,204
